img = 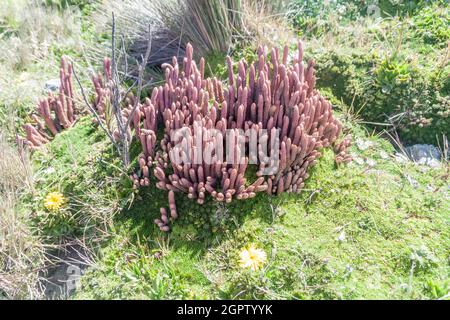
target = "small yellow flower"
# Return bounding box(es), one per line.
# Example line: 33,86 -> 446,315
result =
239,244 -> 267,271
44,191 -> 65,211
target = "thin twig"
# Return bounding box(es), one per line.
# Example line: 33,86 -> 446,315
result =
125,25 -> 153,130
111,12 -> 129,165
73,13 -> 153,169
71,64 -> 118,150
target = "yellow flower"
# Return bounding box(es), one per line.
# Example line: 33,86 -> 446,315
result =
44,191 -> 65,211
239,244 -> 267,271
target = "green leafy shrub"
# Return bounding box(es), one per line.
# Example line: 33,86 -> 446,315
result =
288,0 -> 448,38
375,0 -> 424,17
287,0 -> 362,37
312,50 -> 449,144
1,132 -> 46,299
424,278 -> 450,299
412,4 -> 450,47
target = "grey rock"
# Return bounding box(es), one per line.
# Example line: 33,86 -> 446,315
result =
426,159 -> 441,168
405,144 -> 442,167
42,244 -> 90,299
405,144 -> 441,164
44,79 -> 61,92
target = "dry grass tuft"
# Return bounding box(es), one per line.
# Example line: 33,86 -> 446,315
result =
240,0 -> 294,48
0,0 -> 84,138
0,132 -> 46,299
0,0 -> 82,70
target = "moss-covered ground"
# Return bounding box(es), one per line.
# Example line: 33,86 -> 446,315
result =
28,115 -> 449,299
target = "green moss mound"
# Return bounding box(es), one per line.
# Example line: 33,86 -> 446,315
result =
309,49 -> 449,145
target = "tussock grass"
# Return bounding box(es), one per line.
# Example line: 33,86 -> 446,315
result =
0,117 -> 128,299
0,0 -> 82,70
0,132 -> 45,299
240,0 -> 294,48
94,0 -> 293,69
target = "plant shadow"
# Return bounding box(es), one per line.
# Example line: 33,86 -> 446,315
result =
115,177 -> 288,259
